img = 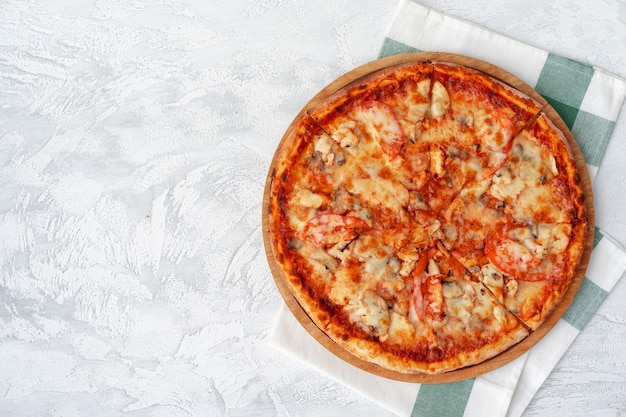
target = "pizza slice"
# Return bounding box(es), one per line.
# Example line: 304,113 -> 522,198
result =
317,241 -> 530,374
477,113 -> 587,330
437,111 -> 587,330
414,245 -> 529,373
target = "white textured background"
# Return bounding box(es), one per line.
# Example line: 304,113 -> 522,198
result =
0,1 -> 624,416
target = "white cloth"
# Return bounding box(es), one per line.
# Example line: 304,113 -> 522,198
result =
269,2 -> 626,416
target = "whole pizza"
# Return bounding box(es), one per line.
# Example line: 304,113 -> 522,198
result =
265,57 -> 590,375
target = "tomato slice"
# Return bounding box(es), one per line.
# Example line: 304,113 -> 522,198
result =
302,213 -> 369,246
356,100 -> 404,160
485,227 -> 542,279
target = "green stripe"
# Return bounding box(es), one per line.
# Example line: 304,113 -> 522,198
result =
593,226 -> 604,250
378,37 -> 421,58
535,53 -> 594,109
412,378 -> 475,417
536,54 -> 594,131
562,277 -> 608,331
544,98 -> 579,130
571,110 -> 616,167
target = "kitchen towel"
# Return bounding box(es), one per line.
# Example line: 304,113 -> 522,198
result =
270,1 -> 626,416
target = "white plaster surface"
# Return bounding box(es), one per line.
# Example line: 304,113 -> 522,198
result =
0,0 -> 624,416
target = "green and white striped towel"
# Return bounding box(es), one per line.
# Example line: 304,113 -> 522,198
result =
269,1 -> 626,416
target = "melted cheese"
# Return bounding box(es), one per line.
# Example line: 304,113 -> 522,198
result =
351,101 -> 403,160
345,289 -> 390,340
443,279 -> 507,333
536,223 -> 572,253
291,189 -> 326,209
490,134 -> 558,201
407,79 -> 431,122
473,109 -> 512,152
480,263 -> 504,302
396,79 -> 431,140
388,311 -> 417,342
314,133 -> 335,165
328,117 -> 362,149
346,177 -> 409,212
358,241 -> 398,279
504,280 -> 547,328
297,240 -> 337,283
443,281 -> 473,326
328,263 -> 359,306
513,185 -> 569,224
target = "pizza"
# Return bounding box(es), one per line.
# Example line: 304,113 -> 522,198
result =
265,59 -> 589,374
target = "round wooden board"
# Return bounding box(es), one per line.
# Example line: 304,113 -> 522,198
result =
262,52 -> 595,383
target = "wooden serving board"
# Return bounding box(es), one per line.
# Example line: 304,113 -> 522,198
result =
262,52 -> 595,383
